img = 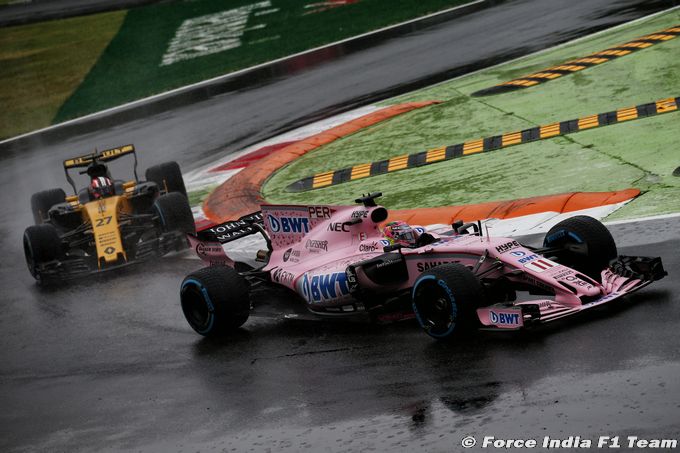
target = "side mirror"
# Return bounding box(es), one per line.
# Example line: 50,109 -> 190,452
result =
355,192 -> 383,207
456,222 -> 480,235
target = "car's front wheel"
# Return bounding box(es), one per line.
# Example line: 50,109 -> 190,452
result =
23,224 -> 63,282
154,192 -> 196,235
180,266 -> 250,337
146,161 -> 187,197
412,263 -> 485,340
543,215 -> 617,279
30,188 -> 66,224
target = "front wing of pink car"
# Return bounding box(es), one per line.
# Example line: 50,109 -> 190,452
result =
477,256 -> 666,330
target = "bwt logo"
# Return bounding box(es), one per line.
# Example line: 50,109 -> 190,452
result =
489,310 -> 520,325
518,254 -> 539,264
300,272 -> 350,303
268,215 -> 310,234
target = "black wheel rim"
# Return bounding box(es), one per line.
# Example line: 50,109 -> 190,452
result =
413,280 -> 456,337
181,283 -> 212,333
545,229 -> 588,255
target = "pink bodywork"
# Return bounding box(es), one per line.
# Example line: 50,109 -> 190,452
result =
189,203 -> 646,327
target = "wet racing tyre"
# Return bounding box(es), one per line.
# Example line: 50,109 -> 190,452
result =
145,161 -> 187,197
543,215 -> 617,279
154,192 -> 196,234
180,266 -> 250,337
30,188 -> 66,224
412,263 -> 485,340
23,224 -> 63,281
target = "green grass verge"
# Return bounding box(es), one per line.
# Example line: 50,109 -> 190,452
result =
54,0 -> 472,123
262,8 -> 680,220
187,185 -> 217,207
0,11 -> 126,139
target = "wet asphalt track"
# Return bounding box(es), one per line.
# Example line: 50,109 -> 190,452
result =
1,220 -> 679,452
1,1 -> 680,451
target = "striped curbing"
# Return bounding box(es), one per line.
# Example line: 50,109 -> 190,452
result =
202,101 -> 440,223
471,24 -> 680,96
286,96 -> 679,193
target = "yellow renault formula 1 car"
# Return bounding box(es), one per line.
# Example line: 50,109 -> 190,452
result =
23,145 -> 195,284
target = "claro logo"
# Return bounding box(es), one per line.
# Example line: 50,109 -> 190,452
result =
359,243 -> 378,252
268,214 -> 310,233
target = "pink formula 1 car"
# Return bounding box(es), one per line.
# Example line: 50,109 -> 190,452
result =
180,193 -> 666,340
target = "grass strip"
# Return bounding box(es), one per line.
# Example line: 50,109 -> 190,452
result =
286,97 -> 678,192
471,24 -> 680,96
262,8 -> 680,220
0,11 -> 125,139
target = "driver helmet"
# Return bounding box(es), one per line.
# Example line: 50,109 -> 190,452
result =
383,220 -> 419,247
89,176 -> 114,199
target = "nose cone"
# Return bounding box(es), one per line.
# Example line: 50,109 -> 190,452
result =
580,283 -> 603,298
564,275 -> 603,298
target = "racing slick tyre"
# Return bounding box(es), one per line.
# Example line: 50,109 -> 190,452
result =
145,161 -> 187,197
30,188 -> 66,224
412,263 -> 485,340
543,215 -> 617,280
23,224 -> 63,282
180,266 -> 250,337
153,192 -> 196,234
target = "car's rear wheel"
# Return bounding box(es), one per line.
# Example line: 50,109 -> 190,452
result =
23,224 -> 63,282
145,161 -> 187,197
30,188 -> 66,224
543,215 -> 617,279
412,263 -> 485,340
154,192 -> 195,234
180,266 -> 250,337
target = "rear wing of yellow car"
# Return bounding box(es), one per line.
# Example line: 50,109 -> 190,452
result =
63,145 -> 139,193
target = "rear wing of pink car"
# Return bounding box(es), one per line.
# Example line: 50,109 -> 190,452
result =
194,211 -> 265,244
187,211 -> 269,264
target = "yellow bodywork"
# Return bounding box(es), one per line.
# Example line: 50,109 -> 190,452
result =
61,180 -> 141,268
83,196 -> 127,267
